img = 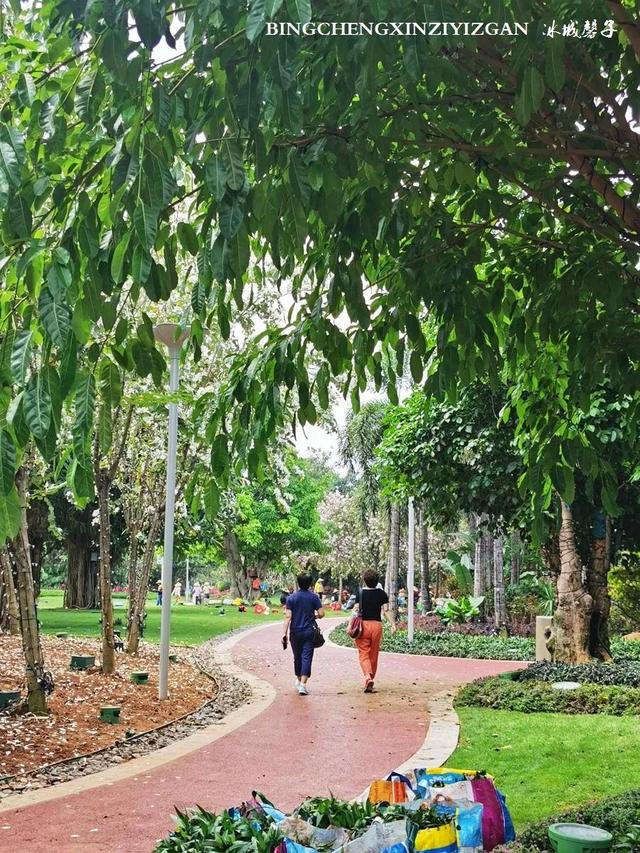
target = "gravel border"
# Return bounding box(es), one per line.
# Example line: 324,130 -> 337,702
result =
0,636 -> 251,801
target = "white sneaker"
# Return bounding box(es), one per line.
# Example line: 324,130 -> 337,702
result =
295,679 -> 301,690
297,683 -> 309,695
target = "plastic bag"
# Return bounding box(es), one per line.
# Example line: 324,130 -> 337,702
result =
277,815 -> 349,849
341,819 -> 409,852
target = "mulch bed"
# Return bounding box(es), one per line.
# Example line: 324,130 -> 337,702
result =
0,636 -> 215,778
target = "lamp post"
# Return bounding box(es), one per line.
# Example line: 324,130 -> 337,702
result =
407,497 -> 415,644
154,323 -> 189,700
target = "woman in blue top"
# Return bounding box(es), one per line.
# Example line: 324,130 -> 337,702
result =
283,573 -> 325,695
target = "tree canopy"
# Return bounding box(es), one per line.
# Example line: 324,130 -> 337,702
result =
1,0 -> 640,544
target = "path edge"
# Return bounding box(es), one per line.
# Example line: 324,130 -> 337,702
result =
0,624 -> 277,815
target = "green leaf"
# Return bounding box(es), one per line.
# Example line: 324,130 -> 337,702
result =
39,287 -> 70,348
6,194 -> 32,240
221,139 -> 244,191
191,280 -> 207,315
10,330 -> 32,384
219,198 -> 243,239
75,370 -> 96,435
24,371 -> 52,439
132,243 -> 152,284
205,153 -> 227,202
203,478 -> 220,519
0,486 -> 21,545
69,459 -> 94,504
409,349 -> 423,383
177,222 -> 199,256
98,358 -> 122,405
0,141 -> 19,189
134,203 -> 158,250
98,403 -> 112,454
152,84 -> 172,131
545,39 -> 566,92
16,73 -> 35,107
286,0 -> 311,25
74,69 -> 105,122
519,65 -> 545,125
0,430 -> 16,495
111,232 -> 131,283
246,0 -> 266,42
211,434 -> 229,476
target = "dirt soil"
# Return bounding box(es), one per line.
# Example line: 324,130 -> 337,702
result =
0,636 -> 215,778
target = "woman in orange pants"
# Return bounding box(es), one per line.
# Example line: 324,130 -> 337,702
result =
354,569 -> 397,692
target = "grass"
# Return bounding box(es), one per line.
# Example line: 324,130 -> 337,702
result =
38,589 -> 286,646
449,707 -> 640,828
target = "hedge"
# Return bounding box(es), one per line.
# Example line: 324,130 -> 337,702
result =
330,625 -> 534,660
331,626 -> 640,664
456,676 -> 640,715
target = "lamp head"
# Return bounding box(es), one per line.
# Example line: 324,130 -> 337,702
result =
153,323 -> 190,352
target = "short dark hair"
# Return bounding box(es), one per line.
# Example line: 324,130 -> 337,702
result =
363,570 -> 379,588
297,573 -> 312,590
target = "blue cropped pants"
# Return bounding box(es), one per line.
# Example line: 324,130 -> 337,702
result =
290,629 -> 315,678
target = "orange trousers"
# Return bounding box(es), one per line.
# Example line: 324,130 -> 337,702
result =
355,620 -> 383,682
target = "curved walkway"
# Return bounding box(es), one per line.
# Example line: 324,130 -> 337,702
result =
0,620 -> 523,852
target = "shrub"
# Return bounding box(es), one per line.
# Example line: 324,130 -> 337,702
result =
517,790 -> 640,850
520,660 -> 640,688
611,637 -> 640,662
609,552 -> 640,630
456,676 -> 640,715
331,624 -> 534,660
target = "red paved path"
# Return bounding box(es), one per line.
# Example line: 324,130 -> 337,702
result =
0,622 -> 523,852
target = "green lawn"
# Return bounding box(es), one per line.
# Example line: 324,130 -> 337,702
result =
38,589 -> 286,646
450,707 -> 640,828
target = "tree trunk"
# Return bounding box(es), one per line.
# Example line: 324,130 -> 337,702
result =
473,514 -> 485,598
96,474 -> 115,674
26,498 -> 48,598
418,506 -> 431,610
127,508 -> 162,654
126,524 -> 140,632
483,528 -> 494,618
510,530 -> 522,585
64,527 -> 99,609
493,535 -> 507,628
388,504 -> 400,618
549,501 -> 593,663
587,510 -> 612,661
13,467 -> 48,714
223,529 -> 251,599
1,547 -> 20,635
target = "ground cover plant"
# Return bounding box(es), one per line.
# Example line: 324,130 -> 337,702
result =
449,708 -> 640,827
457,677 -> 640,716
519,659 -> 640,686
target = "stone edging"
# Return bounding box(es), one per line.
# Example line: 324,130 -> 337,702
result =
0,625 -> 276,814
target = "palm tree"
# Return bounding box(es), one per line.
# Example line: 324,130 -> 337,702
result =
339,401 -> 400,615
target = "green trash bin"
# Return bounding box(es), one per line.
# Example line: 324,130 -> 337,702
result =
548,823 -> 613,853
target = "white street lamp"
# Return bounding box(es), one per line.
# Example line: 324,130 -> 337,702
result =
407,497 -> 415,645
154,323 -> 189,700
